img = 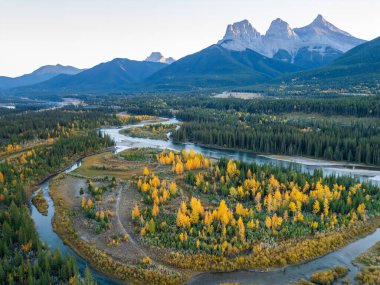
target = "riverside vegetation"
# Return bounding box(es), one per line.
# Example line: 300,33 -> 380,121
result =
31,191 -> 49,215
354,241 -> 380,284
121,123 -> 178,141
292,266 -> 349,285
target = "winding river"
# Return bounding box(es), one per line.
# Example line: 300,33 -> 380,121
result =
31,117 -> 380,285
30,162 -> 121,285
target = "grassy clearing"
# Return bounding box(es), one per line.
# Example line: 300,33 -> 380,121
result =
120,123 -> 178,141
119,147 -> 161,162
73,149 -> 163,180
72,152 -> 137,179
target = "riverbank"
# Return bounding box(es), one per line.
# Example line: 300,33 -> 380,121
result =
175,139 -> 380,169
26,148 -> 114,199
158,217 -> 380,273
169,140 -> 380,183
353,241 -> 380,284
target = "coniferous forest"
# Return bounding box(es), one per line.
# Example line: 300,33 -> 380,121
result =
0,108 -> 114,284
173,108 -> 380,165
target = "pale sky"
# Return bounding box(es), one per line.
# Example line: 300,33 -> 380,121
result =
0,0 -> 379,77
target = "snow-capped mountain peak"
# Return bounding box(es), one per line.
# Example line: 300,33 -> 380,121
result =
225,19 -> 261,38
296,14 -> 351,37
145,52 -> 175,64
294,15 -> 365,52
265,18 -> 297,39
262,18 -> 299,57
218,15 -> 366,67
217,19 -> 262,51
313,14 -> 328,25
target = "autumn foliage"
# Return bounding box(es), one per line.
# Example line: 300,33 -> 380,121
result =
132,151 -> 380,261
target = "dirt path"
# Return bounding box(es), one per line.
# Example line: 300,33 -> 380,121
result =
115,182 -> 146,258
116,181 -> 182,274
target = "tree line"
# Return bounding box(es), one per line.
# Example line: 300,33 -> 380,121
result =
173,108 -> 380,165
0,107 -> 120,146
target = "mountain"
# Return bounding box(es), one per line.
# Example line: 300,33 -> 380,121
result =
218,15 -> 366,68
0,64 -> 83,90
280,37 -> 380,87
220,20 -> 263,52
144,44 -> 301,90
19,58 -> 167,92
145,52 -> 175,64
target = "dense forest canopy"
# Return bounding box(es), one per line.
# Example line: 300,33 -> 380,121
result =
173,108 -> 380,165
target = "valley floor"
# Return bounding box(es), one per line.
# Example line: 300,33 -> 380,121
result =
49,148 -> 380,284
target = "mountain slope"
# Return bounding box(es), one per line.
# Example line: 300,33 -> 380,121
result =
218,15 -> 365,68
23,58 -> 167,92
0,64 -> 83,90
280,37 -> 380,86
144,45 -> 301,90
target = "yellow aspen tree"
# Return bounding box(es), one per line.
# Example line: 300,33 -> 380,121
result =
288,201 -> 297,213
357,203 -> 366,219
152,203 -> 159,217
323,198 -> 329,216
265,216 -> 272,229
99,211 -> 105,220
169,181 -> 177,195
247,219 -> 255,229
237,217 -> 245,241
313,200 -> 320,214
132,205 -> 140,219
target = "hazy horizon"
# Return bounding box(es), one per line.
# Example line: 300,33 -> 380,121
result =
1,0 -> 379,77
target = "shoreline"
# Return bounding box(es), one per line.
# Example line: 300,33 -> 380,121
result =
170,140 -> 380,178
167,218 -> 380,272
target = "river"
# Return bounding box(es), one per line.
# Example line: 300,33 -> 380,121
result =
30,117 -> 380,285
30,162 -> 121,285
